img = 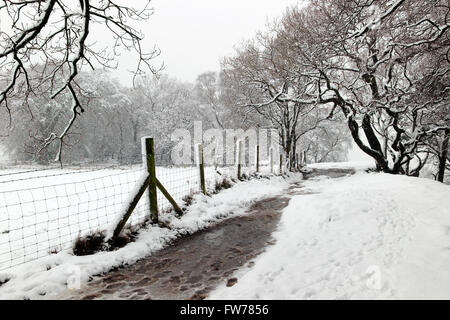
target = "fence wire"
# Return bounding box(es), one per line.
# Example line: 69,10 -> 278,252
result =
0,167 -> 151,271
0,150 -> 276,272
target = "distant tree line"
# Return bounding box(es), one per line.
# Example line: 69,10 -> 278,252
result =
0,68 -> 349,166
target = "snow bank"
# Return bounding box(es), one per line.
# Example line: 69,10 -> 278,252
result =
210,172 -> 450,299
0,174 -> 297,300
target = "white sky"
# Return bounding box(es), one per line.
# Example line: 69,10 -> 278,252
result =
110,0 -> 302,85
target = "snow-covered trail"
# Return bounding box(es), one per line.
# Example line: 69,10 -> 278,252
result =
210,167 -> 450,300
56,193 -> 294,300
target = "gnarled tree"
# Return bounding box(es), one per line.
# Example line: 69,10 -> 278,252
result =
225,0 -> 449,177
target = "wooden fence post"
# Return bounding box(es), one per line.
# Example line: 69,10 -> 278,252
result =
255,144 -> 260,173
196,143 -> 207,194
143,137 -> 158,224
112,137 -> 186,239
112,175 -> 151,241
155,179 -> 183,215
236,139 -> 243,180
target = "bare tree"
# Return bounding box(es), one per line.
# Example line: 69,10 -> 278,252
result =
0,0 -> 160,165
221,31 -> 342,166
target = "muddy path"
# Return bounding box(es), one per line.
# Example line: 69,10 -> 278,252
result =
302,167 -> 356,179
59,168 -> 354,300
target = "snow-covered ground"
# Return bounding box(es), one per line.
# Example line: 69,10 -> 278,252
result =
3,160 -> 448,300
210,165 -> 450,299
0,172 -> 296,299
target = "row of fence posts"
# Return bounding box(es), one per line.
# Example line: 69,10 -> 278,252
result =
234,140 -> 305,178
112,137 -> 306,241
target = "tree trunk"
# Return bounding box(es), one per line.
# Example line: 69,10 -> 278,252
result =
292,141 -> 297,171
348,115 -> 389,172
437,130 -> 449,183
361,114 -> 384,171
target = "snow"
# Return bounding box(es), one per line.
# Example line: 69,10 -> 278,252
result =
210,169 -> 450,299
4,159 -> 447,300
0,172 -> 296,299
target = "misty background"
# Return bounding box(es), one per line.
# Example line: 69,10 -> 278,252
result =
0,0 -> 360,165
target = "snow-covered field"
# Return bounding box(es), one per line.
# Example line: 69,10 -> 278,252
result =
210,166 -> 450,299
0,164 -> 261,272
0,167 -> 291,299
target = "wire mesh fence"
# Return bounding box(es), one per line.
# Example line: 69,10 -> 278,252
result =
0,166 -> 150,271
0,142 -> 282,272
